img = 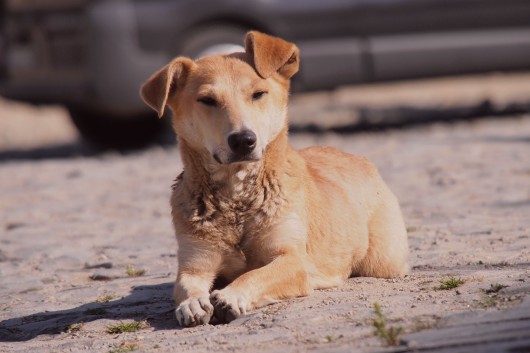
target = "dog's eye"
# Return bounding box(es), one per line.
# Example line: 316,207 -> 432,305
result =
252,91 -> 268,101
197,96 -> 218,107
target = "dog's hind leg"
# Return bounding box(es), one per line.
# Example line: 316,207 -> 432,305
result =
352,193 -> 409,278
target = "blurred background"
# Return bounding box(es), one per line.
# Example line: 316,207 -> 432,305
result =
1,0 -> 530,152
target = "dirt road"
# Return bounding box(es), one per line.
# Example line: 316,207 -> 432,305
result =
0,99 -> 529,352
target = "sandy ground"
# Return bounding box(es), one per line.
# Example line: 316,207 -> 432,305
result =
0,91 -> 529,352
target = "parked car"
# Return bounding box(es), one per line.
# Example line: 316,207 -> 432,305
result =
1,0 -> 530,147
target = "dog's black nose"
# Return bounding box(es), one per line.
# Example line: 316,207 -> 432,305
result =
227,130 -> 257,155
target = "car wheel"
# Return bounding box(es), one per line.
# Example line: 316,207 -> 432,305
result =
68,107 -> 171,150
70,26 -> 249,149
177,25 -> 248,59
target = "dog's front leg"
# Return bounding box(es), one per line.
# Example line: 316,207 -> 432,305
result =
209,215 -> 312,323
210,253 -> 311,323
174,238 -> 222,327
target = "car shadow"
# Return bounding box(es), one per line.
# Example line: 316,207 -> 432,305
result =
0,282 -> 179,342
0,141 -> 100,161
0,130 -> 176,162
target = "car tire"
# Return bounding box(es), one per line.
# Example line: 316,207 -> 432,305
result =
68,107 -> 171,150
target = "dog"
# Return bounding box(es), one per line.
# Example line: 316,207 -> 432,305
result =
140,31 -> 409,327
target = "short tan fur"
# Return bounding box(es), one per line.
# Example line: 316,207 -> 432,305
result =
140,31 -> 408,326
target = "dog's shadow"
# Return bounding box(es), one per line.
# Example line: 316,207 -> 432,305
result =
0,282 -> 179,342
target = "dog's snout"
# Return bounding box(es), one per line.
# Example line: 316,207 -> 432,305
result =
228,130 -> 257,155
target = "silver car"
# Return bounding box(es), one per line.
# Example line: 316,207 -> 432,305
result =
1,0 -> 529,147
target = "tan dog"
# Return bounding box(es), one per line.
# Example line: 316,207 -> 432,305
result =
140,31 -> 408,327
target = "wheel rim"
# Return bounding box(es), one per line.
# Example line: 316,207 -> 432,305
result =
194,44 -> 245,59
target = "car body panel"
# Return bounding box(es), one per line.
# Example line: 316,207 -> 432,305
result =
0,0 -> 529,112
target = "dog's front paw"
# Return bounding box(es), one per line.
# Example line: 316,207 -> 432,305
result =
175,297 -> 213,327
209,289 -> 249,323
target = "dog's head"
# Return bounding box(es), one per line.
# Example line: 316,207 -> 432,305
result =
140,31 -> 299,165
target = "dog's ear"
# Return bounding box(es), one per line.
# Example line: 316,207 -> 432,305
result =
245,31 -> 299,79
140,57 -> 195,117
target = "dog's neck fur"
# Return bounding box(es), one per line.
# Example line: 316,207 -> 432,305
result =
173,127 -> 294,249
178,127 -> 290,198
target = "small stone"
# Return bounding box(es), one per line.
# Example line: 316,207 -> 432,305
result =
407,340 -> 418,348
89,274 -> 113,281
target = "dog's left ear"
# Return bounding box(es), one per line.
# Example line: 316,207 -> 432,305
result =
245,31 -> 299,79
140,57 -> 195,118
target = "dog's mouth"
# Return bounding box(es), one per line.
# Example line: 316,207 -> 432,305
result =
230,155 -> 260,164
213,153 -> 223,164
213,153 -> 260,165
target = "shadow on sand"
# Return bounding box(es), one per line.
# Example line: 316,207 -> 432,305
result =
0,282 -> 179,342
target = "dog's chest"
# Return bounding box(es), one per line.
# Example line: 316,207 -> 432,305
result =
175,170 -> 285,250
